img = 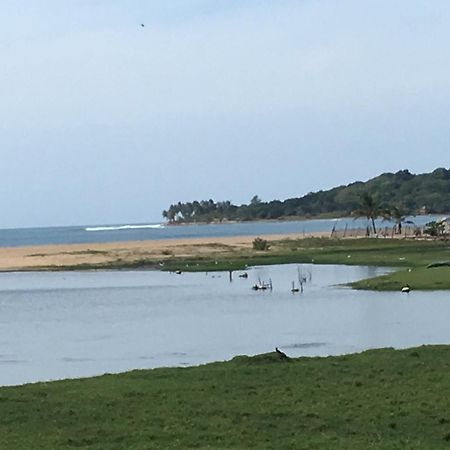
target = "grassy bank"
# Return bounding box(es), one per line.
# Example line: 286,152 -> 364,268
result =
1,346 -> 450,449
161,237 -> 450,290
152,237 -> 447,268
350,266 -> 450,291
17,237 -> 450,290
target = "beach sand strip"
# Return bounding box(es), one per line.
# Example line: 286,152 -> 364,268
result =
0,232 -> 330,271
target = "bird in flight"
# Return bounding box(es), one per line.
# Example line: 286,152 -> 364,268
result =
141,24 -> 145,27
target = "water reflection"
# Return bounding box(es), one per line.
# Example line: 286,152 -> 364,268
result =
0,265 -> 448,386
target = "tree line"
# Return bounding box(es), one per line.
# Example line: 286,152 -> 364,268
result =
162,168 -> 450,224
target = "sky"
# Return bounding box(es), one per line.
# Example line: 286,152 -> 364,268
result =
1,0 -> 449,228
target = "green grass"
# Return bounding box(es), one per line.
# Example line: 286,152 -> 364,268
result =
351,266 -> 450,291
2,346 -> 450,449
162,238 -> 448,269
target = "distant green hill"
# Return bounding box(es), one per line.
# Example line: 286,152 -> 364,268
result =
163,168 -> 450,222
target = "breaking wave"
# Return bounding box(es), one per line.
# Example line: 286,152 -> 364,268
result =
85,224 -> 165,232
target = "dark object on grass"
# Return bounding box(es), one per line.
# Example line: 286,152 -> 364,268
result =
427,261 -> 450,268
275,347 -> 288,359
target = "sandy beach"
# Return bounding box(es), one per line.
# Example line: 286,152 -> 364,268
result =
0,232 -> 331,272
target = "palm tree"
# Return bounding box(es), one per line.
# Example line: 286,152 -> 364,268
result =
353,192 -> 382,235
385,206 -> 407,234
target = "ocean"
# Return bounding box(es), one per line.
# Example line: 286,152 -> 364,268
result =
0,215 -> 441,247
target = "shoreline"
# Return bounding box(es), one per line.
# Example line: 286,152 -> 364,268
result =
0,231 -> 330,272
2,345 -> 450,449
163,214 -> 348,226
0,343 -> 442,388
0,233 -> 448,292
163,212 -> 447,226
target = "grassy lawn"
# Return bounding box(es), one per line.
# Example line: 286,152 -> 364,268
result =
1,346 -> 450,449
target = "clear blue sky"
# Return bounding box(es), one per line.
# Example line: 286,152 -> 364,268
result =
1,1 -> 449,228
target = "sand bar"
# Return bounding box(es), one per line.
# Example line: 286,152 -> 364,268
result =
0,232 -> 330,272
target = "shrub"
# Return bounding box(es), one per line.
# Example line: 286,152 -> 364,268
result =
252,237 -> 271,251
424,221 -> 445,237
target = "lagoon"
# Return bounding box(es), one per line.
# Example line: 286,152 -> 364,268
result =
0,264 -> 449,386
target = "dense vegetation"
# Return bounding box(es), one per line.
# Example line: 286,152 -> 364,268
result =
162,168 -> 450,223
2,346 -> 450,449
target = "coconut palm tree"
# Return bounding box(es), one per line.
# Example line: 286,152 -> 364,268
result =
385,206 -> 407,234
353,192 -> 382,235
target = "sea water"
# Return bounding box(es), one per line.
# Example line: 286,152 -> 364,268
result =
0,215 -> 440,247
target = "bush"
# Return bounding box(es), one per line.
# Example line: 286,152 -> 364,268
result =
252,237 -> 271,251
424,221 -> 445,237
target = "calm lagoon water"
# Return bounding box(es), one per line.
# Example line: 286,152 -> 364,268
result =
0,264 -> 449,386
